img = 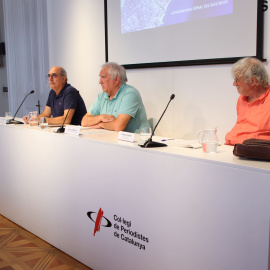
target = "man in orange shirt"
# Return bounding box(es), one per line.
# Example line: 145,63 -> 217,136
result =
225,57 -> 270,145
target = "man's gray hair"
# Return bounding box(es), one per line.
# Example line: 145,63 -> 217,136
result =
59,67 -> 68,81
101,62 -> 128,84
231,57 -> 269,88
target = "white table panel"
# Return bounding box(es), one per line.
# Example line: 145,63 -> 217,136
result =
0,124 -> 269,270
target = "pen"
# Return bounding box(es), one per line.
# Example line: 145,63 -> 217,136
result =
161,139 -> 175,142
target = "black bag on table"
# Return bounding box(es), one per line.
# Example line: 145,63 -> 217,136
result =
233,139 -> 270,161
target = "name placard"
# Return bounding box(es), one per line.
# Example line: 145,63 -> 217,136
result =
65,125 -> 81,136
118,131 -> 135,142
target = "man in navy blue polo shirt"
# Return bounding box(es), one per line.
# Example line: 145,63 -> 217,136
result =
23,66 -> 86,125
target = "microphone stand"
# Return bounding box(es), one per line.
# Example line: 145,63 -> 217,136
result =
56,91 -> 79,133
7,90 -> 35,124
140,94 -> 175,148
36,100 -> 41,115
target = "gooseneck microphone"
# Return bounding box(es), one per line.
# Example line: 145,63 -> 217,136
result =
140,94 -> 175,148
7,90 -> 35,124
56,90 -> 79,133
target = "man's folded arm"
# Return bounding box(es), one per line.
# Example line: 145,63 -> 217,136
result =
81,112 -> 115,127
81,112 -> 130,131
99,114 -> 131,131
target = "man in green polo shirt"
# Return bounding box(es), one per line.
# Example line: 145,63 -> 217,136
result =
81,62 -> 150,133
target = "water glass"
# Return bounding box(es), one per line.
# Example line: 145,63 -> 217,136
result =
28,111 -> 38,126
139,127 -> 152,146
5,112 -> 12,119
39,117 -> 48,129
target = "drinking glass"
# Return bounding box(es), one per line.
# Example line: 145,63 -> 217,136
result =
139,127 -> 152,146
39,117 -> 48,129
28,111 -> 38,126
5,112 -> 12,119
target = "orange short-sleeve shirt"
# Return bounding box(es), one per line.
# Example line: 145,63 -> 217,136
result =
225,87 -> 270,145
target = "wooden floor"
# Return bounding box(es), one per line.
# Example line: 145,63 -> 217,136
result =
0,214 -> 93,270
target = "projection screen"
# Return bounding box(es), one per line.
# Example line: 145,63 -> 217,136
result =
105,0 -> 264,68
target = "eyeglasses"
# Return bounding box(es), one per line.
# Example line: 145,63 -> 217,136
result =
46,73 -> 59,79
233,77 -> 240,84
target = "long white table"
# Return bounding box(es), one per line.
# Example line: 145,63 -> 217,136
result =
1,124 -> 270,270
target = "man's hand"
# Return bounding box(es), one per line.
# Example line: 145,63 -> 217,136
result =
100,114 -> 115,122
22,115 -> 29,124
98,114 -> 131,131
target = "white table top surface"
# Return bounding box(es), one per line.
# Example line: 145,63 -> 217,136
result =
2,122 -> 270,174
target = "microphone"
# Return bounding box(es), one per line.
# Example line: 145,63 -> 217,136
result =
140,94 -> 175,148
56,90 -> 79,133
7,90 -> 35,124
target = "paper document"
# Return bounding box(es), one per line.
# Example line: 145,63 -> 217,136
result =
174,139 -> 202,149
174,139 -> 222,149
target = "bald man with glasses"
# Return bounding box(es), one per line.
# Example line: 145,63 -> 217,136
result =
23,66 -> 86,125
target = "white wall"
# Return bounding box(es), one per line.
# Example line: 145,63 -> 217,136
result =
0,0 -> 9,115
47,0 -> 105,115
47,0 -> 269,142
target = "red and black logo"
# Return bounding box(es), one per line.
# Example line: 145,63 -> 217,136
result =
87,208 -> 112,236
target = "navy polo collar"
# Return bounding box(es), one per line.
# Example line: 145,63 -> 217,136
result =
53,83 -> 69,98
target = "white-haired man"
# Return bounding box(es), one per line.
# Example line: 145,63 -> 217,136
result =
225,57 -> 270,145
82,62 -> 150,133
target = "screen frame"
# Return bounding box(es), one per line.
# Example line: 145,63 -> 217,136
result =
104,0 -> 265,69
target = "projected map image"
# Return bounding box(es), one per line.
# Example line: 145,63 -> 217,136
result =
121,0 -> 233,34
